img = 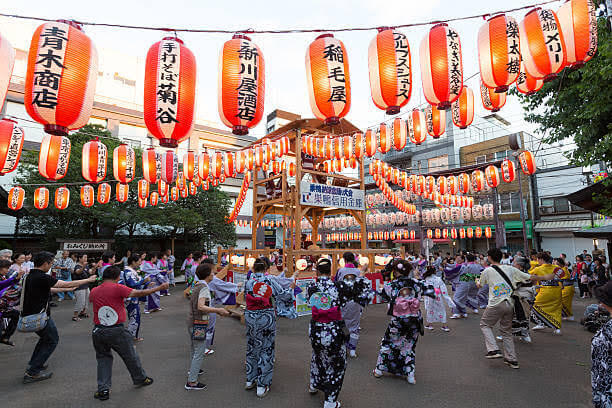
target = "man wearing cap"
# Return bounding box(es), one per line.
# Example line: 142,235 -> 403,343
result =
592,282 -> 612,408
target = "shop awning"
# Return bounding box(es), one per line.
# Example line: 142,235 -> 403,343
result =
567,180 -> 612,213
535,219 -> 612,232
573,224 -> 612,239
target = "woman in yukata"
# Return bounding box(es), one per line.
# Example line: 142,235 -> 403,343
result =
422,266 -> 455,332
141,252 -> 163,313
308,258 -> 372,408
244,258 -> 297,399
373,259 -> 435,384
157,253 -> 170,296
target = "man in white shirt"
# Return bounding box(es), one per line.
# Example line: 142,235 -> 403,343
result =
477,248 -> 544,369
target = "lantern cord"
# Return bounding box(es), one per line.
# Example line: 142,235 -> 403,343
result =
0,0 -> 559,34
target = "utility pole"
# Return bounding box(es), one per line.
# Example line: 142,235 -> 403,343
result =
513,152 -> 530,255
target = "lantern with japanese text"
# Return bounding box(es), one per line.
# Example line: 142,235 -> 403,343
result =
451,207 -> 461,222
180,188 -> 188,198
368,28 -> 411,115
39,134 -> 70,181
447,175 -> 458,195
176,171 -> 186,191
478,14 -> 521,92
144,37 -> 196,147
435,229 -> 442,239
466,227 -> 474,238
80,185 -> 94,207
471,169 -> 485,192
377,123 -> 391,154
138,180 -> 149,200
170,186 -> 179,201
451,86 -> 474,129
55,186 -> 69,210
0,118 -> 24,175
475,227 -> 482,238
189,181 -> 197,195
440,207 -> 450,222
33,190 -> 48,210
485,165 -> 501,188
161,194 -> 169,204
235,150 -> 246,174
157,180 -> 168,197
8,186 -> 24,211
501,159 -> 515,183
0,34 -> 15,109
219,34 -> 264,135
138,197 -> 147,208
364,129 -> 377,157
150,191 -> 159,206
480,81 -> 507,112
516,62 -> 544,95
458,173 -> 470,194
426,176 -> 436,194
142,148 -> 161,184
409,230 -> 416,240
519,8 -> 566,81
558,0 -> 597,68
113,144 -> 135,184
450,228 -> 458,239
161,150 -> 178,184
198,151 -> 210,181
485,226 -> 492,238
472,204 -> 483,220
182,151 -> 198,181
116,183 -> 128,203
518,150 -> 536,175
483,203 -> 494,219
427,229 -> 433,239
306,34 -> 351,125
82,139 -> 107,183
97,182 -> 111,204
459,228 -> 466,239
353,132 -> 364,159
392,118 -> 407,151
419,23 -> 463,109
25,21 -> 98,136
438,176 -> 448,195
424,104 -> 445,138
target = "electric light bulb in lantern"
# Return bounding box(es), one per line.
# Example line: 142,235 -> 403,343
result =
144,36 -> 196,147
424,105 -> 445,138
39,134 -> 70,181
419,23 -> 463,109
478,14 -> 521,93
368,28 -> 411,115
516,62 -> 544,95
0,118 -> 25,175
305,34 -> 351,125
142,148 -> 161,184
519,8 -> 566,81
55,186 -> 70,210
8,186 -> 24,211
451,86 -> 474,129
557,0 -> 598,68
25,21 -> 98,136
116,183 -> 129,203
80,185 -> 94,207
113,144 -> 135,184
82,139 -> 107,183
480,81 -> 507,112
407,109 -> 427,145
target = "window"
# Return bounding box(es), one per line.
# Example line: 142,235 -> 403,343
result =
428,155 -> 448,172
495,150 -> 513,160
498,192 -> 522,214
475,155 -> 487,164
539,196 -> 580,215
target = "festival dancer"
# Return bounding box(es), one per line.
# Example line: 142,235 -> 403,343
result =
181,253 -> 195,282
141,253 -> 163,314
451,253 -> 482,319
244,258 -> 297,398
120,254 -> 148,341
333,252 -> 367,358
373,259 -> 435,384
157,253 -> 170,296
308,258 -> 372,408
556,258 -> 575,322
422,266 -> 455,332
444,254 -> 465,293
531,252 -> 565,335
510,256 -> 536,343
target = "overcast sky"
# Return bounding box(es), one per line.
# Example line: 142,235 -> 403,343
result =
1,0 -> 564,139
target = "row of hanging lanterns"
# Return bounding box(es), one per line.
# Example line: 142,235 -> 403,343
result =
9,186 -> 69,210
426,226 -> 493,239
227,171 -> 252,223
373,171 -> 417,214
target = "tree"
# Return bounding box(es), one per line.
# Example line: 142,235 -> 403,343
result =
14,124 -> 236,250
511,15 -> 612,167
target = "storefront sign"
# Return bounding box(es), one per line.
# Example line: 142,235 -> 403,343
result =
61,242 -> 109,251
300,181 -> 365,210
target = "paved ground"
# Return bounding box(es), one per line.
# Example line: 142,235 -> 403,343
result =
0,286 -> 595,408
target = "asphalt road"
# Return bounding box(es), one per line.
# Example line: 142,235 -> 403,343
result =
0,287 -> 595,408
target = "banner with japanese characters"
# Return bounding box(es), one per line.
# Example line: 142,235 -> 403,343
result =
300,181 -> 365,211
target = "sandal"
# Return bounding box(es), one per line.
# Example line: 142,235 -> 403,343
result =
79,313 -> 89,318
72,316 -> 80,321
0,338 -> 15,346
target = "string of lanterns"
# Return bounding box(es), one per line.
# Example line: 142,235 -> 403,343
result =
227,171 -> 251,223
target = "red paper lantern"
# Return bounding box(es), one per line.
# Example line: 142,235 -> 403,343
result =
176,171 -> 186,191
516,62 -> 544,95
306,34 -> 351,125
364,129 -> 377,157
202,179 -> 210,191
447,175 -> 458,195
138,180 -> 149,200
342,135 -> 353,160
392,118 -> 407,151
478,14 -> 521,92
150,191 -> 160,206
138,197 -> 147,208
518,151 -> 537,175
480,81 -> 507,112
144,37 -> 196,147
82,139 -> 107,183
368,28 -> 411,115
39,134 -> 70,181
425,104 -> 446,138
235,150 -> 246,174
289,162 -> 296,177
416,175 -> 426,195
0,34 -> 15,109
219,34 -> 264,135
0,118 -> 24,175
180,187 -> 188,198
519,8 -> 566,81
378,123 -> 391,153
427,229 -> 433,239
55,186 -> 69,210
142,148 -> 161,183
170,186 -> 179,201
34,187 -> 49,210
458,173 -> 470,194
97,182 -> 111,204
223,152 -> 235,178
80,185 -> 94,207
558,0 -> 598,68
425,176 -> 436,194
466,227 -> 474,238
471,170 -> 485,192
438,176 -> 448,195
116,183 -> 129,203
198,151 -> 210,181
189,181 -> 197,195
183,151 -> 198,181
485,165 -> 501,188
419,23 -> 463,109
451,86 -> 474,129
161,194 -> 169,204
407,109 -> 427,145
501,159 -> 516,183
25,21 -> 98,136
434,228 -> 441,239
450,228 -> 458,239
8,186 -> 24,211
475,227 -> 482,238
113,144 -> 135,184
157,180 -> 169,197
161,150 -> 178,184
459,228 -> 466,239
485,226 -> 493,238
410,230 -> 416,240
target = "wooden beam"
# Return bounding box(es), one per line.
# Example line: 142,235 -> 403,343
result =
254,173 -> 283,187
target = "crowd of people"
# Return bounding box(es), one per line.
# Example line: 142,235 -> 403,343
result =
0,245 -> 610,407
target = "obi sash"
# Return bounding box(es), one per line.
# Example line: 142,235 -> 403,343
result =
311,306 -> 342,323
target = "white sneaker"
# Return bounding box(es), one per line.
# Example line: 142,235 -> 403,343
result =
553,329 -> 562,336
532,325 -> 546,331
349,350 -> 357,358
205,348 -> 215,355
324,401 -> 341,408
521,335 -> 532,343
407,372 -> 416,384
308,385 -> 317,394
461,313 -> 468,318
373,369 -> 383,378
473,309 -> 479,314
256,386 -> 270,398
450,314 -> 462,319
245,381 -> 255,390
441,326 -> 450,332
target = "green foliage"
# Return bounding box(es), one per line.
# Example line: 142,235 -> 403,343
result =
15,124 -> 236,250
511,16 -> 612,167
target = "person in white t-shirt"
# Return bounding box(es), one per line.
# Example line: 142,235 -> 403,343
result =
477,248 -> 548,369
